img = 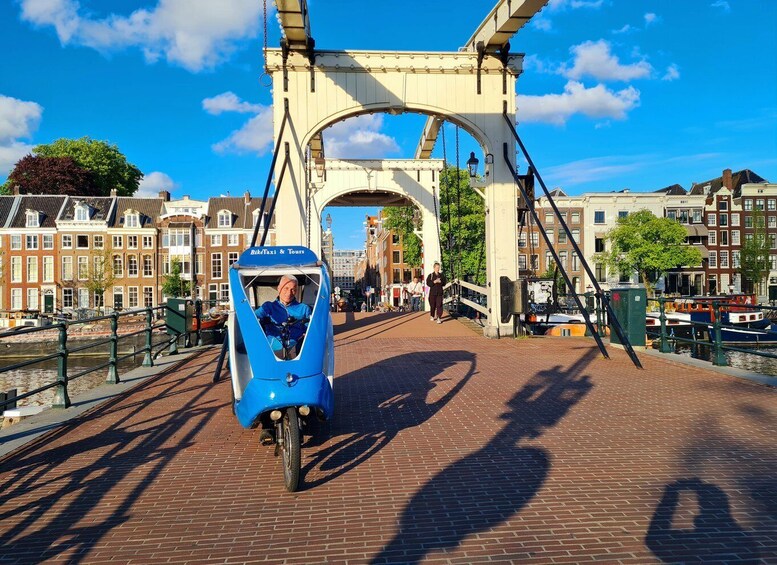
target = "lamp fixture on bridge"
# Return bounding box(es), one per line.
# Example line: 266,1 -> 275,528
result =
314,157 -> 326,180
466,152 -> 479,178
325,213 -> 332,231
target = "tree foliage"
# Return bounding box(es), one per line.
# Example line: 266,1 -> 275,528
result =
739,209 -> 770,293
382,206 -> 422,268
595,209 -> 702,294
83,247 -> 116,314
439,165 -> 486,284
2,155 -> 101,196
162,257 -> 191,298
32,137 -> 142,196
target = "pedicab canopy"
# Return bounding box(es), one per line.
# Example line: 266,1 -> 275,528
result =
235,246 -> 321,269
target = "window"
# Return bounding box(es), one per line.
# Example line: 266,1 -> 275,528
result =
731,213 -> 740,226
210,234 -> 222,246
218,211 -> 231,228
11,289 -> 22,310
679,210 -> 689,224
94,291 -> 103,310
744,199 -> 753,211
143,255 -> 153,277
719,213 -> 728,226
392,250 -> 401,263
143,235 -> 153,249
558,231 -> 567,244
693,210 -> 702,223
43,234 -> 54,249
720,251 -> 729,268
113,287 -> 123,310
11,235 -> 22,250
220,283 -> 229,301
27,256 -> 38,282
518,233 -> 527,247
228,252 -> 239,266
167,229 -> 190,248
78,256 -> 88,280
112,235 -> 123,248
128,287 -> 139,308
125,213 -> 139,228
208,284 -> 218,302
559,251 -> 568,268
25,211 -> 39,227
707,213 -> 716,226
544,213 -> 554,224
732,230 -> 740,245
75,205 -> 89,221
667,210 -> 676,221
595,238 -> 605,253
756,215 -> 766,228
43,256 -> 54,282
595,263 -> 606,282
769,200 -> 777,211
746,233 -> 754,242
709,251 -> 717,268
531,233 -> 539,247
720,231 -> 728,246
708,231 -> 716,245
27,288 -> 38,310
393,269 -> 401,284
62,234 -> 72,249
756,199 -> 764,211
94,235 -> 104,249
26,234 -> 38,250
572,252 -> 579,272
772,234 -> 777,250
113,255 -> 123,277
594,211 -> 605,224
545,252 -> 553,270
228,234 -> 239,246
127,235 -> 138,249
744,216 -> 753,228
518,255 -> 527,270
572,228 -> 580,242
547,229 -> 554,244
733,250 -> 741,268
11,257 -> 21,283
78,288 -> 89,309
392,234 -> 400,245
62,288 -> 73,309
62,256 -> 73,280
77,235 -> 89,249
771,217 -> 777,229
772,256 -> 777,271
196,255 -> 203,276
571,212 -> 580,223
618,211 -> 628,220
143,287 -> 154,308
128,255 -> 138,277
718,200 -> 728,211
211,253 -> 222,279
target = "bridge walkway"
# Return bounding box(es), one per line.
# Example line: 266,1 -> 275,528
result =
0,312 -> 774,563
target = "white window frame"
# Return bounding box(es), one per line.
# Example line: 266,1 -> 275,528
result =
11,288 -> 22,310
707,213 -> 716,226
142,235 -> 153,249
43,256 -> 54,282
112,235 -> 123,249
11,235 -> 22,250
11,256 -> 22,283
27,256 -> 38,283
218,211 -> 231,228
227,234 -> 239,246
25,211 -> 40,228
62,256 -> 73,281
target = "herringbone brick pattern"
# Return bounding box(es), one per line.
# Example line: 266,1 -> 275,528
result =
0,312 -> 774,564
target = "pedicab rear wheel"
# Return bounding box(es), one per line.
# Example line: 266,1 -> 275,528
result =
281,407 -> 301,492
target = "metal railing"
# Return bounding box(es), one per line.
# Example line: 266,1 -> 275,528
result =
647,297 -> 777,369
0,300 -> 226,412
444,279 -> 489,319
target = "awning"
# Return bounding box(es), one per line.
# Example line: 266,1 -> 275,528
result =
694,245 -> 709,259
685,224 -> 709,237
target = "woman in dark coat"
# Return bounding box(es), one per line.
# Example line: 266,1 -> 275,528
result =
426,262 -> 447,323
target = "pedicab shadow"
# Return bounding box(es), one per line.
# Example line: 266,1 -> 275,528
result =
301,350 -> 478,489
370,347 -> 596,564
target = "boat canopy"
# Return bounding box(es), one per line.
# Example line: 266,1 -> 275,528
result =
235,246 -> 321,269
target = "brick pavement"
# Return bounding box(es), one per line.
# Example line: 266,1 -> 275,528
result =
0,312 -> 774,564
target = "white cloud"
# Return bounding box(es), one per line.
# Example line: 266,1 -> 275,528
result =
531,18 -> 553,32
0,94 -> 43,177
711,1 -> 731,12
612,24 -> 635,34
324,115 -> 400,159
202,91 -> 262,115
662,64 -> 680,81
136,171 -> 177,197
547,0 -> 604,10
517,81 -> 640,125
644,12 -> 659,26
212,106 -> 275,155
563,40 -> 653,81
544,155 -> 644,186
19,0 -> 262,72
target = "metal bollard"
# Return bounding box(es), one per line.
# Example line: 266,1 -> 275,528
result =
712,302 -> 727,366
106,313 -> 120,384
53,323 -> 71,408
659,298 -> 672,353
143,307 -> 153,367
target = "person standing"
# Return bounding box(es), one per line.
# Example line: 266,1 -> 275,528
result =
409,276 -> 424,311
426,262 -> 446,323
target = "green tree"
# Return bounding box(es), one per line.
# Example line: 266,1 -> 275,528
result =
83,247 -> 116,315
382,206 -> 422,268
739,209 -> 770,294
439,165 -> 486,284
31,137 -> 143,196
595,209 -> 702,295
162,257 -> 191,298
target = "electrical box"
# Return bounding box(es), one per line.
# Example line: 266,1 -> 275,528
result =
166,298 -> 193,336
609,287 -> 647,347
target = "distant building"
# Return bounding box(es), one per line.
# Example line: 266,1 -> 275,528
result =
331,249 -> 365,294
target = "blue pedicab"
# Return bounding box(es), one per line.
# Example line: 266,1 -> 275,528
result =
227,246 -> 334,491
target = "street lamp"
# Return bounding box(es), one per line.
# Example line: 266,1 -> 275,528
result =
466,152 -> 479,178
326,213 -> 332,231
314,157 -> 326,180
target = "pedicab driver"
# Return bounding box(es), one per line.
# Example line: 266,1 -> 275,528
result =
254,274 -> 312,358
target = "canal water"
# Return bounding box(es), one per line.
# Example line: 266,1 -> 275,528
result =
671,343 -> 777,377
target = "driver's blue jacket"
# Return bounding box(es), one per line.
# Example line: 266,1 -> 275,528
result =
254,298 -> 312,351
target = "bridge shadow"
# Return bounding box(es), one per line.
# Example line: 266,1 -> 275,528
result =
301,350 -> 477,489
369,347 -> 596,564
0,351 -> 222,564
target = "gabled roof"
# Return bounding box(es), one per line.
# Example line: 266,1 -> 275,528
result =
205,196 -> 275,230
654,184 -> 687,195
9,195 -> 67,228
689,169 -> 768,197
0,196 -> 17,228
59,196 -> 114,222
110,197 -> 164,228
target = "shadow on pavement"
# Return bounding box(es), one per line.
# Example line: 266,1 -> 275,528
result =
369,347 -> 596,564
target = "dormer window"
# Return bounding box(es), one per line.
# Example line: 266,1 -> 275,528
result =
125,211 -> 140,228
74,202 -> 91,222
25,210 -> 40,228
218,210 -> 232,228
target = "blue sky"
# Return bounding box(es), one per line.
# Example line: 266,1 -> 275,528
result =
1,0 -> 775,250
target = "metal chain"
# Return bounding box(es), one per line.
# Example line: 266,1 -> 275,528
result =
261,0 -> 270,78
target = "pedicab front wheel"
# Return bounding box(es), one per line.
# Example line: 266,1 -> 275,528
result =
281,407 -> 301,492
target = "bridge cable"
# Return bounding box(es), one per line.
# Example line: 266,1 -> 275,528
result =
440,123 -> 454,282
454,125 -> 462,283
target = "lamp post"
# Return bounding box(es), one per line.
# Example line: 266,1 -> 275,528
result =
466,152 -> 479,179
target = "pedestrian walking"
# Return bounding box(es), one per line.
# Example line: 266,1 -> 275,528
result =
426,262 -> 446,323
